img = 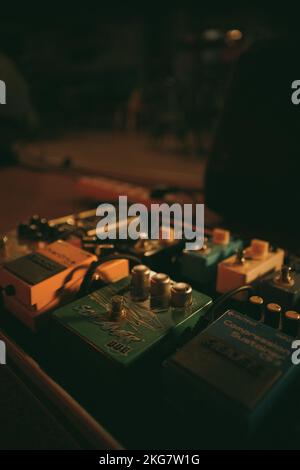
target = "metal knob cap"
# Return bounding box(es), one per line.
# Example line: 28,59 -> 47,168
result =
171,282 -> 192,308
248,295 -> 264,321
110,295 -> 126,320
283,310 -> 300,337
150,273 -> 171,308
265,302 -> 281,328
131,264 -> 150,300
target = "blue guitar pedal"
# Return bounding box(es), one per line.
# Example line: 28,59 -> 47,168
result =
164,309 -> 300,445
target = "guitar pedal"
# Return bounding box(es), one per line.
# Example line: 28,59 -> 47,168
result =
49,266 -> 212,403
216,239 -> 284,293
181,228 -> 243,285
125,227 -> 183,272
163,308 -> 300,446
0,240 -> 129,330
258,265 -> 300,312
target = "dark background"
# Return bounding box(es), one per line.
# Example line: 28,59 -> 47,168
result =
0,3 -> 289,135
0,3 -> 299,246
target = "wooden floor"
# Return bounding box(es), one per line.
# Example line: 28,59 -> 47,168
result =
16,131 -> 206,189
0,167 -> 88,233
0,132 -> 208,233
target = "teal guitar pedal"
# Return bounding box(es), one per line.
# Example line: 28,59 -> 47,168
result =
181,228 -> 243,285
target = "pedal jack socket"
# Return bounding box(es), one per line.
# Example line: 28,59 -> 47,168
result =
131,264 -> 151,300
171,282 -> 192,308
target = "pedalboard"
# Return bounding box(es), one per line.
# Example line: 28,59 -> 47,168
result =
2,205 -> 300,449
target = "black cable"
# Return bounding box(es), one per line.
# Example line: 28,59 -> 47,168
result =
206,284 -> 254,324
78,253 -> 142,296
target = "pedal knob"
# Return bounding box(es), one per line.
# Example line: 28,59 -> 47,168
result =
39,217 -> 50,232
150,273 -> 171,308
131,264 -> 150,300
275,265 -> 295,286
171,282 -> 192,308
235,248 -> 246,265
283,310 -> 300,337
265,302 -> 281,328
248,295 -> 264,321
30,214 -> 41,225
212,228 -> 230,246
110,295 -> 126,320
250,239 -> 269,260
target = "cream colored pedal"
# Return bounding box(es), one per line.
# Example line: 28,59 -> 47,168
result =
216,239 -> 284,293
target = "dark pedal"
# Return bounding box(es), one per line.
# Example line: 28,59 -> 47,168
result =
163,308 -> 300,447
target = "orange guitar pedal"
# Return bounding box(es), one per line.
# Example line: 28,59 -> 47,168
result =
216,239 -> 284,294
0,240 -> 129,330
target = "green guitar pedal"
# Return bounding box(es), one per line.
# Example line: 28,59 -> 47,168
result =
49,265 -> 212,410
